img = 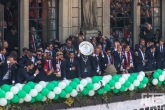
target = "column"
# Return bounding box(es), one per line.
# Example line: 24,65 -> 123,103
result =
162,0 -> 165,39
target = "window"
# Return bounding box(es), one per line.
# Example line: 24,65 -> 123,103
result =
110,0 -> 133,46
29,0 -> 58,52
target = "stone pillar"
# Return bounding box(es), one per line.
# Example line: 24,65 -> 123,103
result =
162,0 -> 165,39
20,0 -> 29,54
133,0 -> 140,47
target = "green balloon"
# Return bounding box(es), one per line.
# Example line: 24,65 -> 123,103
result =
104,84 -> 110,92
98,76 -> 102,80
109,80 -> 115,86
97,88 -> 104,95
142,77 -> 149,84
53,94 -> 59,100
51,81 -> 59,87
30,97 -> 36,103
82,88 -> 89,95
65,86 -> 73,93
117,75 -> 121,78
7,100 -> 11,104
138,82 -> 144,89
158,80 -> 162,86
23,85 -> 31,93
12,95 -> 19,103
153,72 -> 159,78
157,69 -> 163,75
131,73 -> 138,79
128,76 -> 135,83
18,90 -> 26,98
120,85 -> 125,92
36,93 -> 43,101
59,90 -> 66,98
86,83 -> 94,90
124,81 -> 131,87
113,88 -> 119,93
27,81 -> 35,88
92,76 -> 100,83
73,78 -> 80,84
112,75 -> 119,82
41,88 -> 49,96
1,84 -> 11,92
69,81 -> 77,89
163,81 -> 165,85
134,87 -> 137,90
0,90 -> 5,98
46,83 -> 55,91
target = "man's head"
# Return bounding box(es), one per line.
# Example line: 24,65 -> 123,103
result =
140,39 -> 145,46
10,51 -> 18,60
147,24 -> 151,30
26,49 -> 33,58
46,42 -> 53,51
95,47 -> 100,55
25,60 -> 34,70
66,39 -> 72,47
36,50 -> 42,59
141,46 -> 146,53
0,46 -> 6,55
30,27 -> 36,35
105,48 -> 111,56
7,56 -> 14,64
69,51 -> 75,59
117,45 -> 122,52
56,52 -> 63,59
124,44 -> 130,52
22,47 -> 28,56
92,36 -> 97,43
97,44 -> 102,52
11,26 -> 17,35
3,40 -> 8,48
159,38 -> 164,46
150,45 -> 156,52
78,36 -> 83,43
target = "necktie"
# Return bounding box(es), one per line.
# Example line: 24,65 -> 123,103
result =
143,53 -> 145,59
108,56 -> 111,64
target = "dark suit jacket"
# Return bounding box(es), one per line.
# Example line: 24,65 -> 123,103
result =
91,54 -> 102,76
101,54 -> 113,73
146,50 -> 156,71
18,55 -> 36,67
0,58 -> 7,80
155,45 -> 165,68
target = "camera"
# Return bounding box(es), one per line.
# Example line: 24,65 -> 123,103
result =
98,30 -> 102,37
139,22 -> 148,31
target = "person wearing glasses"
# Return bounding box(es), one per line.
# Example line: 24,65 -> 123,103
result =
44,42 -> 56,58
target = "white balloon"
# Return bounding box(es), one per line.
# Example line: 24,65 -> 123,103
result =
34,84 -> 43,92
63,79 -> 70,86
99,80 -> 105,87
58,82 -> 66,90
129,84 -> 134,91
15,83 -> 23,90
10,86 -> 19,94
122,74 -> 128,80
29,89 -> 38,97
5,92 -> 13,100
152,79 -> 158,85
42,96 -> 47,101
88,90 -> 95,96
65,94 -> 70,98
80,79 -> 88,87
93,83 -> 100,91
143,84 -> 147,88
86,77 -> 92,83
133,80 -> 140,87
162,71 -> 165,77
53,87 -> 62,94
102,76 -> 110,84
39,81 -> 46,88
107,75 -> 112,80
139,71 -> 145,77
119,78 -> 125,84
125,88 -> 128,91
70,89 -> 78,97
47,91 -> 55,99
76,84 -> 84,92
0,98 -> 7,106
115,82 -> 121,89
159,75 -> 165,82
19,98 -> 24,104
137,75 -> 143,81
24,94 -> 32,102
126,74 -> 130,77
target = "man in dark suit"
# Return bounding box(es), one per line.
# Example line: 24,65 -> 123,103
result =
155,38 -> 165,69
64,51 -> 80,79
16,60 -> 39,83
0,56 -> 16,86
0,46 -> 7,80
100,36 -> 111,53
44,42 -> 56,58
134,46 -> 147,72
146,45 -> 156,71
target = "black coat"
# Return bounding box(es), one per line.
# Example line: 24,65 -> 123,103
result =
146,50 -> 156,71
155,45 -> 165,69
101,54 -> 113,73
91,54 -> 102,76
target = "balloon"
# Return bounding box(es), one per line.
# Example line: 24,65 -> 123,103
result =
129,84 -> 134,91
0,98 -> 7,106
153,72 -> 159,78
139,71 -> 145,77
51,81 -> 59,87
29,89 -> 38,97
41,88 -> 49,96
86,77 -> 92,83
113,89 -> 119,93
42,96 -> 47,101
107,75 -> 112,80
82,88 -> 89,95
104,84 -> 111,92
36,93 -> 43,101
18,90 -> 26,98
138,82 -> 144,89
58,82 -> 66,90
119,85 -> 125,92
15,83 -> 23,90
111,86 -> 114,89
162,71 -> 165,77
70,89 -> 78,97
73,78 -> 80,84
30,97 -> 35,103
88,90 -> 95,96
1,84 -> 11,92
102,76 -> 110,84
46,83 -> 55,91
34,84 -> 43,92
119,78 -> 125,84
53,95 -> 59,100
39,81 -> 47,88
122,74 -> 128,80
109,80 -> 115,86
98,76 -> 102,80
158,80 -> 162,86
24,94 -> 32,102
76,84 -> 84,92
133,80 -> 140,87
93,83 -> 101,91
128,76 -> 135,83
152,79 -> 158,85
69,81 -> 77,89
19,98 -> 24,104
86,83 -> 94,90
97,89 -> 104,95
157,69 -> 163,75
112,75 -> 119,82
10,86 -> 19,95
65,86 -> 73,93
65,93 -> 70,98
131,73 -> 138,79
115,82 -> 121,89
137,75 -> 143,81
53,87 -> 61,94
0,90 -> 5,98
142,77 -> 149,84
99,80 -> 105,87
62,80 -> 70,86
92,76 -> 100,83
159,75 -> 165,82
80,79 -> 88,87
47,91 -> 55,99
124,81 -> 131,87
143,84 -> 147,88
23,85 -> 31,93
27,82 -> 35,88
5,92 -> 13,100
12,95 -> 19,103
59,90 -> 66,98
